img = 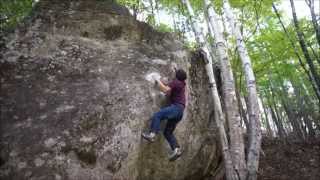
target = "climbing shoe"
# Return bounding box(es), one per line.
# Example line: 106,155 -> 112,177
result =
169,147 -> 182,161
141,132 -> 156,142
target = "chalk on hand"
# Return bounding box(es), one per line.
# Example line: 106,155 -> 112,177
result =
145,72 -> 161,83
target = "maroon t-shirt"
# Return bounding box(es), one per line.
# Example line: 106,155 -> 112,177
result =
166,79 -> 186,108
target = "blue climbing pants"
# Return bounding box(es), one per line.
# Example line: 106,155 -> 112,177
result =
150,104 -> 184,150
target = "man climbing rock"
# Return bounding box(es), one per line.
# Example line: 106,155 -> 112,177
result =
142,69 -> 187,161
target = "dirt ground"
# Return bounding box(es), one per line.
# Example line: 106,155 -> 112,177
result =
258,137 -> 320,180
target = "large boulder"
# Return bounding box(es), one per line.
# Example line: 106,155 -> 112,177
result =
0,0 -> 220,179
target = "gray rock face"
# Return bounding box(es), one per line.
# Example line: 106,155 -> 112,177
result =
0,0 -> 220,179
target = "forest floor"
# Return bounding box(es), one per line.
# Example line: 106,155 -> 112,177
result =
258,137 -> 320,180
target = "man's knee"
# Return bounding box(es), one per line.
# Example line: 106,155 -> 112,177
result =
152,111 -> 163,120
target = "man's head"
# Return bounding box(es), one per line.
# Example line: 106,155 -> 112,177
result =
176,69 -> 187,81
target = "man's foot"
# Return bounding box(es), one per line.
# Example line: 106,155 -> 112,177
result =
169,147 -> 182,161
141,132 -> 156,142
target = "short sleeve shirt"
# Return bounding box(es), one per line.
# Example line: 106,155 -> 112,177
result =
166,79 -> 186,108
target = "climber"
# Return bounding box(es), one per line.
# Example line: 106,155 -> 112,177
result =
142,69 -> 187,161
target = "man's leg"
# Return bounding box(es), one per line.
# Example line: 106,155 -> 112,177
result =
150,105 -> 181,133
164,115 -> 183,161
163,120 -> 179,150
142,105 -> 180,142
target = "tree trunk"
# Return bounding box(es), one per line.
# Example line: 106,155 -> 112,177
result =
261,96 -> 273,137
306,40 -> 320,64
264,107 -> 273,137
290,0 -> 320,92
267,85 -> 287,138
201,50 -> 237,180
149,0 -> 154,17
292,81 -> 316,139
236,89 -> 249,130
204,6 -> 218,61
204,0 -> 246,179
281,98 -> 305,140
180,1 -> 238,179
171,13 -> 179,34
270,105 -> 283,138
306,0 -> 320,47
132,0 -> 139,19
149,0 -> 155,25
278,82 -> 305,140
222,1 -> 262,179
304,115 -> 316,138
272,3 -> 320,103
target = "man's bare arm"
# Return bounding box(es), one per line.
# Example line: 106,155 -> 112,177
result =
157,80 -> 171,93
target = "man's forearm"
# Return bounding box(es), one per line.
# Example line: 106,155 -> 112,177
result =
157,80 -> 170,93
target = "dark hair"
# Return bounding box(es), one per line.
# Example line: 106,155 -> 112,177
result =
176,69 -> 187,81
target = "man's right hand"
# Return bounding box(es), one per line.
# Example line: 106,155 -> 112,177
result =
153,74 -> 161,83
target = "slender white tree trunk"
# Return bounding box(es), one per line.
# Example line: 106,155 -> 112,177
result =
181,0 -> 238,179
222,1 -> 262,180
203,0 -> 247,179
